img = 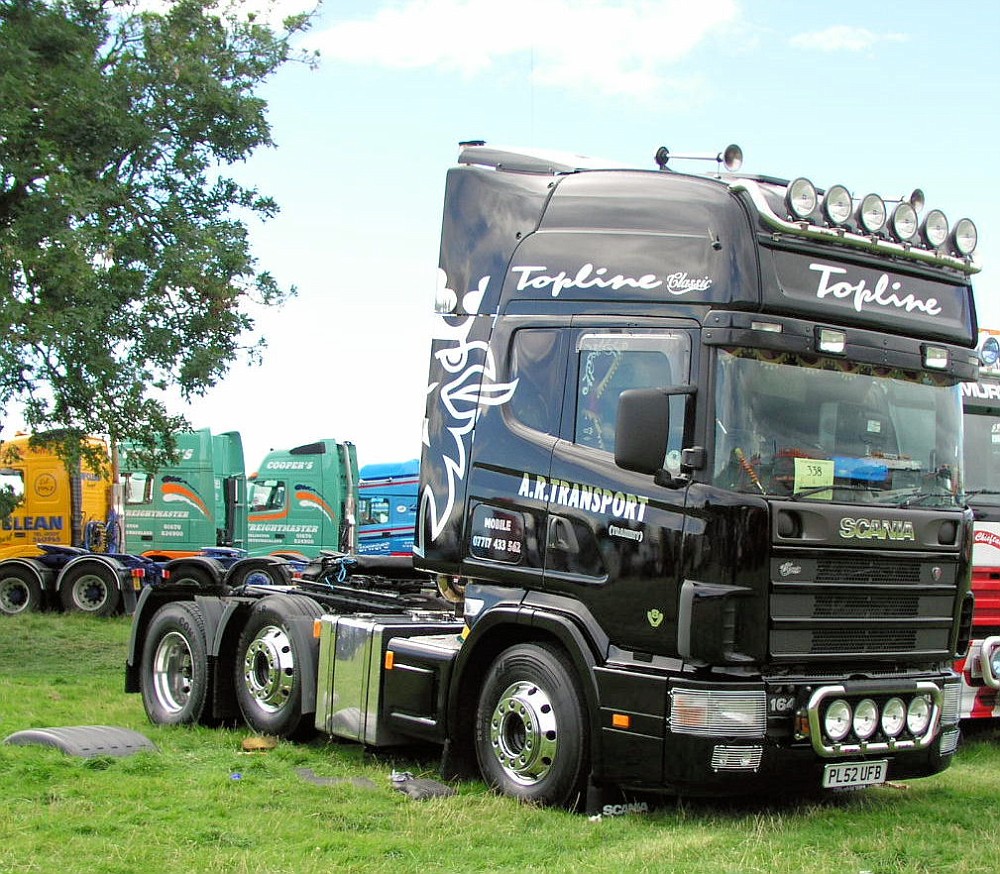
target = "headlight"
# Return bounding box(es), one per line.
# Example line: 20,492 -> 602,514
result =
670,689 -> 767,737
907,695 -> 932,735
786,177 -> 818,219
858,194 -> 887,234
952,218 -> 978,256
822,184 -> 853,225
852,698 -> 879,740
921,209 -> 949,248
991,648 -> 1000,678
881,697 -> 906,737
824,698 -> 852,742
890,202 -> 919,242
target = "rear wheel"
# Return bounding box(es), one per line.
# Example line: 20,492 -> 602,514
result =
226,559 -> 290,589
234,594 -> 323,738
167,565 -> 216,588
475,642 -> 589,809
140,602 -> 213,725
0,567 -> 43,616
59,562 -> 121,616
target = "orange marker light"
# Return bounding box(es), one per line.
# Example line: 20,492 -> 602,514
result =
612,713 -> 631,730
384,651 -> 395,671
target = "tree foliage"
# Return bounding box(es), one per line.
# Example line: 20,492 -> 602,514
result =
0,0 -> 314,468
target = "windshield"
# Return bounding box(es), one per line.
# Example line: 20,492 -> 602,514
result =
963,406 -> 1000,506
712,348 -> 963,507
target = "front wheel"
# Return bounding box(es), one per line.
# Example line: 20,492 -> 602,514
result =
59,562 -> 121,616
0,567 -> 43,616
140,602 -> 213,725
234,594 -> 323,738
475,642 -> 589,809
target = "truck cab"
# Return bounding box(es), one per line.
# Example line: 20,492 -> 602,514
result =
248,439 -> 358,557
358,459 -> 419,556
413,143 -> 977,801
120,428 -> 247,559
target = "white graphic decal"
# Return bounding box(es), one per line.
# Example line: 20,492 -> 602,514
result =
511,263 -> 712,298
810,263 -> 942,316
420,271 -> 519,545
665,272 -> 713,294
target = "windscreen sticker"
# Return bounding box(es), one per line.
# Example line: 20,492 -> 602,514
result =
517,472 -> 649,522
793,458 -> 833,498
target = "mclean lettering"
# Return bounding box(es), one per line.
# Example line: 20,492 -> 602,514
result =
810,263 -> 942,316
838,517 -> 916,541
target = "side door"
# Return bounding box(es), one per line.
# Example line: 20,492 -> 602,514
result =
544,323 -> 696,655
458,316 -> 569,590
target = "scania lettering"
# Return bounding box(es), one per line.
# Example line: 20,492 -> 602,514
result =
127,143 -> 976,811
957,329 -> 1000,720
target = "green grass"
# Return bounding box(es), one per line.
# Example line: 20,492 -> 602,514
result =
2,614 -> 1000,874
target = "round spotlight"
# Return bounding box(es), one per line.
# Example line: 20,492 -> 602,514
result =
858,194 -> 887,234
824,698 -> 852,742
890,202 -> 919,242
853,698 -> 879,740
909,188 -> 926,212
952,218 -> 978,256
921,209 -> 949,248
786,177 -> 818,219
906,695 -> 933,735
881,697 -> 906,737
823,185 -> 853,225
980,335 -> 1000,367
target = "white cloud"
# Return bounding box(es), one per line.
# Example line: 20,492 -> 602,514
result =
789,25 -> 907,53
305,0 -> 740,99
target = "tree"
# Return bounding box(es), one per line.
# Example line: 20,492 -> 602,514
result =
0,0 -> 315,471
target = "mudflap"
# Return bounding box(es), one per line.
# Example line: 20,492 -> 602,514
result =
4,725 -> 157,757
585,779 -> 657,818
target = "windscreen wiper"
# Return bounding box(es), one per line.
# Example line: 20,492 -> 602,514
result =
788,484 -> 870,502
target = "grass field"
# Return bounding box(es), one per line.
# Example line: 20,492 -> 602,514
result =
2,613 -> 1000,874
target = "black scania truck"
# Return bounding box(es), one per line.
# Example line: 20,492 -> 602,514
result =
127,142 -> 980,812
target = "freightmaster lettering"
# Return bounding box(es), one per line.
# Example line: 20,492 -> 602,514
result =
518,473 -> 649,522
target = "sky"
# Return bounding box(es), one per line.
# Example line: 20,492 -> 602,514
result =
146,0 -> 1000,472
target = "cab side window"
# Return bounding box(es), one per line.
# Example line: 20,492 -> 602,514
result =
573,332 -> 689,467
509,329 -> 565,435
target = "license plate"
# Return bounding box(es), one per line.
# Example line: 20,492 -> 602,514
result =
822,760 -> 888,789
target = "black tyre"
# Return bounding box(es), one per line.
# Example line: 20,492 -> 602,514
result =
226,559 -> 290,589
0,567 -> 43,616
475,642 -> 590,809
167,565 -> 216,588
59,562 -> 122,616
140,602 -> 213,725
234,594 -> 323,738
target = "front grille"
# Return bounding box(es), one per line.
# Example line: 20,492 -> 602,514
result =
770,551 -> 958,662
812,592 -> 919,617
809,628 -> 917,652
815,556 -> 921,585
